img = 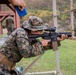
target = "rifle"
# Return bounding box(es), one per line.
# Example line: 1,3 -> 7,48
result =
28,27 -> 75,51
28,27 -> 73,43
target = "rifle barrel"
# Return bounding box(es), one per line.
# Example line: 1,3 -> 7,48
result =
28,32 -> 73,42
58,32 -> 72,37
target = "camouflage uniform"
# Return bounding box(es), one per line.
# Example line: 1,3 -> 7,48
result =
0,16 -> 48,75
0,16 -> 60,75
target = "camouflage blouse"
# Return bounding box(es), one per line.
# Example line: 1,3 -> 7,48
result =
1,28 -> 44,63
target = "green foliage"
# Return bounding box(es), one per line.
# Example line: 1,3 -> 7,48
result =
0,34 -> 7,38
2,0 -> 76,28
23,9 -> 53,23
58,13 -> 70,26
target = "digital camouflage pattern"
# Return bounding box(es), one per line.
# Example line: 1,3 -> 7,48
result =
0,64 -> 10,75
0,27 -> 44,75
22,16 -> 48,31
1,28 -> 44,62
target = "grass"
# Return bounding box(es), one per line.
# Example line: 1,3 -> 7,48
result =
16,39 -> 76,75
0,34 -> 7,38
0,34 -> 75,75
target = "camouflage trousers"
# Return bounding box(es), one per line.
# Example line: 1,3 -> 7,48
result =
0,64 -> 11,75
0,64 -> 21,75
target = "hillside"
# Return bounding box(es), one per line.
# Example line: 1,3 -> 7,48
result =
25,0 -> 76,10
1,0 -> 76,31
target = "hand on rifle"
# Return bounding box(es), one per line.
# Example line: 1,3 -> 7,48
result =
57,34 -> 68,41
9,0 -> 26,11
41,34 -> 68,46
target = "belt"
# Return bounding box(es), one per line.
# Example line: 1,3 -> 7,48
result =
0,52 -> 15,70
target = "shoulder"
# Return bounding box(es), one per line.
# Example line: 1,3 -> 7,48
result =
14,28 -> 28,38
10,28 -> 27,36
16,28 -> 27,34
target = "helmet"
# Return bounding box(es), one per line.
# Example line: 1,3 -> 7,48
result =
22,16 -> 48,31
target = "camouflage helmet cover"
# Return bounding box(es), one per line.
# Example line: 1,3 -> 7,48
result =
22,16 -> 48,31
